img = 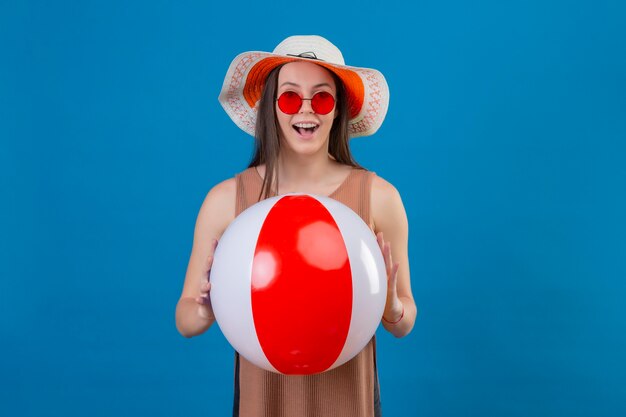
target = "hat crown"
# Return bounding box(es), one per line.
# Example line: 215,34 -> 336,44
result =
272,35 -> 345,66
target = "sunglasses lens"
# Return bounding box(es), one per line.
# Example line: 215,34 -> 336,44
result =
311,92 -> 335,115
277,92 -> 302,114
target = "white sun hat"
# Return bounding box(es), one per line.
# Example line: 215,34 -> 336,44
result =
218,35 -> 390,138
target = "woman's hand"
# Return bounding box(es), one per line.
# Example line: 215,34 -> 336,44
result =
377,231 -> 404,323
195,238 -> 218,320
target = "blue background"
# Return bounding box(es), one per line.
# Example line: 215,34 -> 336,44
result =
1,1 -> 625,416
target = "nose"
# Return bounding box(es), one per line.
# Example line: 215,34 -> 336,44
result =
299,98 -> 314,114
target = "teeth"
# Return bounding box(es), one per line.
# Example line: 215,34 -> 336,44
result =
293,123 -> 318,128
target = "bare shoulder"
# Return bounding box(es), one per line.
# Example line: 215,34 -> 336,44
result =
195,177 -> 237,240
370,174 -> 407,234
371,174 -> 400,198
208,176 -> 237,199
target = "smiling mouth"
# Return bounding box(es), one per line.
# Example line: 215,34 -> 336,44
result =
292,122 -> 320,135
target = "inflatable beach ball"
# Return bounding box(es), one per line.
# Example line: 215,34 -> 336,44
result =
210,193 -> 387,375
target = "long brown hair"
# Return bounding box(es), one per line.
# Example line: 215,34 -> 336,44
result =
248,62 -> 363,201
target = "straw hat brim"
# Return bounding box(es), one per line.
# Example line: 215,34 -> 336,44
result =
218,52 -> 389,138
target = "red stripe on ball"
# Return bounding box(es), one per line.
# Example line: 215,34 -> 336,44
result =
251,195 -> 353,375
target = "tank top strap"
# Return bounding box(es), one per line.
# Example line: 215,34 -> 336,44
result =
330,168 -> 376,229
235,168 -> 263,217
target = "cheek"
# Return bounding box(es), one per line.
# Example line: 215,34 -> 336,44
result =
324,113 -> 337,130
276,112 -> 291,133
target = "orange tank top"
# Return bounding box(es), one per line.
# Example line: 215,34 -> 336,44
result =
232,166 -> 382,417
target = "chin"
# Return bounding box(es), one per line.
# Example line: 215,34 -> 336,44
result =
281,131 -> 330,154
283,140 -> 327,156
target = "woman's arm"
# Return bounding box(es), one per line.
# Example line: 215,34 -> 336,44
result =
371,175 -> 417,338
175,178 -> 236,338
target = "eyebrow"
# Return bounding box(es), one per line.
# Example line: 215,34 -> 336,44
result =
279,82 -> 333,89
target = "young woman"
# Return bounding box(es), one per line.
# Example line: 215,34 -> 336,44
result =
176,35 -> 417,417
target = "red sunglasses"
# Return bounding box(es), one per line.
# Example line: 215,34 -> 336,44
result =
276,91 -> 335,115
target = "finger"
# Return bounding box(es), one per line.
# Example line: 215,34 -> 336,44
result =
204,239 -> 219,270
384,240 -> 394,270
204,253 -> 215,272
386,263 -> 400,295
383,243 -> 389,271
195,295 -> 210,305
390,263 -> 399,287
384,242 -> 392,274
377,232 -> 384,250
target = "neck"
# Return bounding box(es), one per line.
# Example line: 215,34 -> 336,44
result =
276,153 -> 335,185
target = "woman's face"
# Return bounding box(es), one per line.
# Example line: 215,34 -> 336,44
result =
275,61 -> 337,157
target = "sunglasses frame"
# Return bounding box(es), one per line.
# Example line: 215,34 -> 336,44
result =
276,91 -> 336,115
